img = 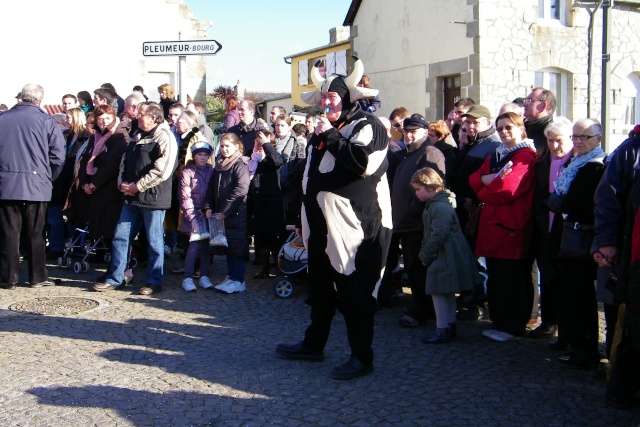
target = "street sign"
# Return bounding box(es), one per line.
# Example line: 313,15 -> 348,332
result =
142,40 -> 222,57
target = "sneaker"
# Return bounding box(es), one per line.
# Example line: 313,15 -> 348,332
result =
139,285 -> 162,295
214,276 -> 233,291
93,282 -> 120,292
482,329 -> 520,342
30,280 -> 56,289
182,278 -> 197,292
199,276 -> 214,289
216,280 -> 246,294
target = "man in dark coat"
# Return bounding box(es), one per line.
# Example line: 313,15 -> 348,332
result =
276,58 -> 392,380
523,87 -> 555,158
228,100 -> 269,156
0,84 -> 65,289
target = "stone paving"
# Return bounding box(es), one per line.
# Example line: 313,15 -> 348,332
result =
0,253 -> 639,427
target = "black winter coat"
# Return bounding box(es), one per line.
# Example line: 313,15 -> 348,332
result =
204,155 -> 250,257
248,143 -> 285,235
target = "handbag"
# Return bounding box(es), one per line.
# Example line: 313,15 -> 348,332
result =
463,203 -> 483,238
558,220 -> 594,261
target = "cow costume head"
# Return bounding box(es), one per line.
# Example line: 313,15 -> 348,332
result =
301,56 -> 379,122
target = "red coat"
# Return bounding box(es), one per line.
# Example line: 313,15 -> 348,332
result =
469,146 -> 537,259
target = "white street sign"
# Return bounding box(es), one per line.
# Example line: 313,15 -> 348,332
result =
142,40 -> 222,57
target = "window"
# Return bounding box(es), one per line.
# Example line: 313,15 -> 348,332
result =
535,69 -> 568,116
622,74 -> 640,131
538,0 -> 566,24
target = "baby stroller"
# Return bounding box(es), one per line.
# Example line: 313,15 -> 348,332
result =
272,230 -> 308,298
57,224 -> 113,274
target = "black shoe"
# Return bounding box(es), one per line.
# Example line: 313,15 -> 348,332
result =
558,351 -> 599,370
606,393 -> 635,410
0,283 -> 17,290
549,339 -> 570,351
275,342 -> 324,362
330,357 -> 373,380
139,285 -> 162,295
529,323 -> 557,339
421,328 -> 451,344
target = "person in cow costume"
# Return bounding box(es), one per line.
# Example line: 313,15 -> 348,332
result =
275,57 -> 392,380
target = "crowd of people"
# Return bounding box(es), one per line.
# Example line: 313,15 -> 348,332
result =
0,71 -> 638,404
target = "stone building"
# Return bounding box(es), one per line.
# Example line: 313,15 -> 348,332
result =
343,0 -> 640,148
0,0 -> 210,108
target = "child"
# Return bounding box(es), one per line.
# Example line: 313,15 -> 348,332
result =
204,133 -> 250,294
411,167 -> 481,343
179,142 -> 215,292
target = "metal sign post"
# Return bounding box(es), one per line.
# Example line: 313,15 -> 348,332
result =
142,39 -> 223,106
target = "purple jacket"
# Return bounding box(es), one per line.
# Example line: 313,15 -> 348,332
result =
179,163 -> 214,234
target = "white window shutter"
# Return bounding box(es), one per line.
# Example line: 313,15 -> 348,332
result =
325,52 -> 336,75
335,50 -> 347,75
298,59 -> 308,86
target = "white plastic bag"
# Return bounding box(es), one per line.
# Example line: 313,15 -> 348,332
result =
189,214 -> 210,242
208,214 -> 228,247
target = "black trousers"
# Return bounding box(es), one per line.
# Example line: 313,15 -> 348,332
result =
486,257 -> 533,336
302,235 -> 379,364
0,200 -> 48,285
558,259 -> 599,355
397,231 -> 432,320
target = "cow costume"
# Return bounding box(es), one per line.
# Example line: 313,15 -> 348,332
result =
276,57 -> 392,380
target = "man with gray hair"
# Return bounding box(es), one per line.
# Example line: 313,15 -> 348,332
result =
0,84 -> 65,289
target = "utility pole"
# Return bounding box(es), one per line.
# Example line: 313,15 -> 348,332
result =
601,0 -> 613,150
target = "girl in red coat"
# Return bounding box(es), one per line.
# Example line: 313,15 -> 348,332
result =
470,112 -> 537,342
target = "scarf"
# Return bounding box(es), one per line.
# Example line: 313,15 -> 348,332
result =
554,146 -> 604,196
495,139 -> 536,164
215,150 -> 242,172
248,150 -> 265,179
275,133 -> 294,160
548,149 -> 573,231
86,117 -> 119,176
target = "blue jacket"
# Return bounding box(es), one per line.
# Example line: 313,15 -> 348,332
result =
594,136 -> 640,248
0,102 -> 65,201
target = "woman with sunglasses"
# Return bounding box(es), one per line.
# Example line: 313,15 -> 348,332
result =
470,112 -> 537,342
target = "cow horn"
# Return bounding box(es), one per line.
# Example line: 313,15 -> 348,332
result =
343,55 -> 364,90
310,59 -> 325,90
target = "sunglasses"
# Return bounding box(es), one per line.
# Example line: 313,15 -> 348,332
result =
393,122 -> 403,128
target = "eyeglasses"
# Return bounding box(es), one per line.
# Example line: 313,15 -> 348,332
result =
570,134 -> 601,141
392,122 -> 403,128
523,98 -> 542,105
497,125 -> 515,132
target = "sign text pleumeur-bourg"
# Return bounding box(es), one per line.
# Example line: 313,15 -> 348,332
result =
142,40 -> 222,57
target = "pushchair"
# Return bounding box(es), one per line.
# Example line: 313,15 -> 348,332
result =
272,230 -> 308,298
57,224 -> 112,274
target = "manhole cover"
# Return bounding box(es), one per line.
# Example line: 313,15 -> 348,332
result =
8,297 -> 101,316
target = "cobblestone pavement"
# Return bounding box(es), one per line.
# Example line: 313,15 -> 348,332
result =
0,253 -> 638,427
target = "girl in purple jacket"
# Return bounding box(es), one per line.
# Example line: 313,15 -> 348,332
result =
179,142 -> 215,292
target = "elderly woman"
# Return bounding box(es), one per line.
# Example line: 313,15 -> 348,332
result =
548,119 -> 607,369
77,105 -> 129,244
531,117 -> 574,344
470,112 -> 537,342
176,110 -> 206,167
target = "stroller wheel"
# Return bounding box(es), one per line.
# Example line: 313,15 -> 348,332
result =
57,257 -> 63,268
73,262 -> 82,274
66,257 -> 72,268
81,262 -> 90,273
273,276 -> 294,299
